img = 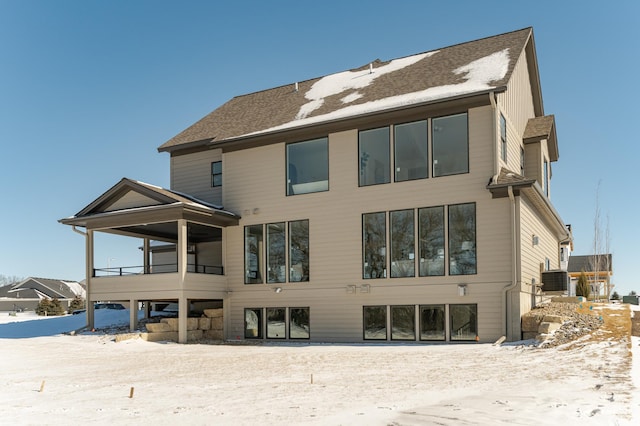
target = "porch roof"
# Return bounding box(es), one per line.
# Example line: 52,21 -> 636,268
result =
59,178 -> 240,234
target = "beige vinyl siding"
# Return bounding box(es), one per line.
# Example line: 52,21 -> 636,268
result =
498,49 -> 536,176
105,191 -> 162,211
498,49 -> 535,136
170,149 -> 222,205
222,105 -> 515,342
518,195 -> 561,315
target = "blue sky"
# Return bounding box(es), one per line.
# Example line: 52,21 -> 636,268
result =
1,1 -> 638,295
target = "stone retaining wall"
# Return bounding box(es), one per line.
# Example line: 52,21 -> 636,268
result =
143,308 -> 223,342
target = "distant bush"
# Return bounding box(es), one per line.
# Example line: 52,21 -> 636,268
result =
576,271 -> 590,299
68,295 -> 86,313
36,298 -> 65,316
611,291 -> 620,301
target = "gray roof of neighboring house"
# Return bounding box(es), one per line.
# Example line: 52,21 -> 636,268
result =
0,278 -> 85,300
158,27 -> 535,152
567,255 -> 613,273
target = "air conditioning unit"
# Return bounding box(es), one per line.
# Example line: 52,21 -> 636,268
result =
541,270 -> 569,292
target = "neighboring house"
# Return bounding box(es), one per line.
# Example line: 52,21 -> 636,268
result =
60,27 -> 570,343
567,254 -> 613,298
0,277 -> 85,312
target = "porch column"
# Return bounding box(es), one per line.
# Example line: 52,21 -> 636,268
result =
143,238 -> 151,274
129,299 -> 138,332
86,230 -> 95,330
177,219 -> 188,343
178,296 -> 188,343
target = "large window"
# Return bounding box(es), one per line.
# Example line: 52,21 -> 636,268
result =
244,308 -> 263,339
420,305 -> 445,340
432,113 -> 468,177
359,127 -> 390,186
500,114 -> 507,162
449,203 -> 476,275
289,307 -> 310,339
267,223 -> 286,283
390,209 -> 415,278
394,120 -> 428,182
211,161 -> 222,187
266,307 -> 286,339
363,212 -> 386,279
246,221 -> 310,285
450,304 -> 477,341
287,138 -> 328,195
391,305 -> 415,340
363,306 -> 387,340
289,220 -> 309,282
418,206 -> 445,276
244,225 -> 263,284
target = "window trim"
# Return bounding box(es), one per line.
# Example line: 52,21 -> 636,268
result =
449,303 -> 478,341
363,305 -> 388,340
393,119 -> 429,183
362,212 -> 387,279
358,126 -> 391,187
289,307 -> 310,340
390,305 -> 416,341
448,202 -> 477,276
266,307 -> 287,339
419,304 -> 446,341
286,137 -> 329,196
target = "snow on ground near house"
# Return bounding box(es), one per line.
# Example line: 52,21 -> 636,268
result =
0,307 -> 638,425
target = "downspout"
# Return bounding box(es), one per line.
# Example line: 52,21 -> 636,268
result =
489,91 -> 500,184
502,186 -> 519,339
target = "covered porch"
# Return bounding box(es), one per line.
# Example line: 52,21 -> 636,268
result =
60,178 -> 240,342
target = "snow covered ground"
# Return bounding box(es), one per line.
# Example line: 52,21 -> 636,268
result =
0,306 -> 638,425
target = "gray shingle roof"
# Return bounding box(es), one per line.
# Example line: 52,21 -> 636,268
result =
567,255 -> 613,273
159,28 -> 533,152
0,278 -> 84,300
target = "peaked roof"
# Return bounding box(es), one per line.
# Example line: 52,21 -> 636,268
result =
0,278 -> 85,300
523,115 -> 558,161
159,27 -> 536,152
568,255 -> 613,274
59,178 -> 239,229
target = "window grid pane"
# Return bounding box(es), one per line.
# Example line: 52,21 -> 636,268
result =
266,307 -> 286,339
244,308 -> 263,338
363,212 -> 387,279
391,305 -> 415,340
390,209 -> 415,277
419,206 -> 445,276
450,304 -> 477,341
363,306 -> 387,340
267,222 -> 286,283
394,120 -> 428,182
432,113 -> 468,177
287,138 -> 329,195
420,304 -> 445,340
244,225 -> 263,284
289,220 -> 309,282
448,203 -> 476,275
289,307 -> 310,339
359,127 -> 390,186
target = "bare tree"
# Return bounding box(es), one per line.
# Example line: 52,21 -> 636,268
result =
590,181 -> 603,301
0,274 -> 23,287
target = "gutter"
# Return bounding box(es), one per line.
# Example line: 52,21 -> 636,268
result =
489,91 -> 500,184
502,186 -> 519,339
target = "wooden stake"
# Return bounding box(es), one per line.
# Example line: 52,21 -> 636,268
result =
39,380 -> 45,393
310,374 -> 313,384
129,387 -> 135,398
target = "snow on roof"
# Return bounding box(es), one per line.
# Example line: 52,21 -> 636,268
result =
296,52 -> 433,120
243,49 -> 510,138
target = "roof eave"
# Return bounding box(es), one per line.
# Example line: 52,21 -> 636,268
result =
205,87 -> 507,152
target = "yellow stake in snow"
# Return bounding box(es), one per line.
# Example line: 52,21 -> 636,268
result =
39,380 -> 45,392
129,387 -> 135,398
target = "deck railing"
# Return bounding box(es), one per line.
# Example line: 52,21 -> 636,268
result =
93,263 -> 224,277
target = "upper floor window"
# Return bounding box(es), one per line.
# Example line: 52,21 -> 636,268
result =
394,120 -> 428,182
286,137 -> 328,195
211,161 -> 222,187
520,147 -> 525,176
432,113 -> 468,177
500,114 -> 507,162
359,127 -> 390,186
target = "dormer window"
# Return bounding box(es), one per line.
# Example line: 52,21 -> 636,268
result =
211,161 -> 222,187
